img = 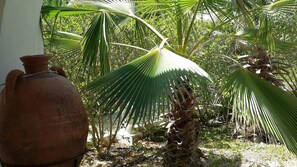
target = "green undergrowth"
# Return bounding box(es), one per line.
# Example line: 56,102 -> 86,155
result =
199,125 -> 297,166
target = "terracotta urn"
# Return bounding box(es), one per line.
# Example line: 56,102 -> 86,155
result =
0,55 -> 88,167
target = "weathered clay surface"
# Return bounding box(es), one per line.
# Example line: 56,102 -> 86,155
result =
0,55 -> 88,167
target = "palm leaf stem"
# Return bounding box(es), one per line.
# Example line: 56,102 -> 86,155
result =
132,15 -> 167,43
111,42 -> 149,52
176,17 -> 183,51
182,1 -> 202,53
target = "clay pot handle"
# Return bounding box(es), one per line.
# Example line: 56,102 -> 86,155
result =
50,66 -> 67,78
5,70 -> 24,97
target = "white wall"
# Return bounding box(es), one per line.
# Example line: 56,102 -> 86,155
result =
0,0 -> 44,90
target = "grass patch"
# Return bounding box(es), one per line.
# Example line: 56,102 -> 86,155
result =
199,125 -> 297,166
206,152 -> 242,167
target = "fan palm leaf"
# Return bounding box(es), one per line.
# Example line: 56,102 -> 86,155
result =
74,0 -> 165,41
81,12 -> 115,74
86,47 -> 211,124
225,68 -> 297,155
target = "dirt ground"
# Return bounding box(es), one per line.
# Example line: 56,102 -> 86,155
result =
81,140 -> 297,167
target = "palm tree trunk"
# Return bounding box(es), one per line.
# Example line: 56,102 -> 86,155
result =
163,80 -> 204,167
242,47 -> 285,86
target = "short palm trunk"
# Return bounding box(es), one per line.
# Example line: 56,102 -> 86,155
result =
163,81 -> 204,167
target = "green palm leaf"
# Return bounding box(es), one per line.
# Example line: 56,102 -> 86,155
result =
43,31 -> 82,57
235,28 -> 297,51
74,0 -> 166,71
78,0 -> 136,17
43,0 -> 69,7
82,12 -> 115,75
41,6 -> 96,18
75,0 -> 165,41
86,47 -> 211,124
176,0 -> 201,14
265,0 -> 297,14
136,0 -> 168,17
226,68 -> 297,155
46,31 -> 82,48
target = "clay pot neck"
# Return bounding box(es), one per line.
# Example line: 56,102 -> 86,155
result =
20,55 -> 50,74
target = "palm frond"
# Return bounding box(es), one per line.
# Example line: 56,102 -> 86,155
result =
225,68 -> 297,155
177,0 -> 201,14
82,12 -> 115,74
74,0 -> 166,41
53,31 -> 83,40
76,0 -> 135,17
264,0 -> 297,15
86,47 -> 211,125
214,0 -> 297,28
41,6 -> 96,18
44,31 -> 82,53
43,0 -> 69,7
47,37 -> 81,50
136,0 -> 168,18
235,28 -> 297,51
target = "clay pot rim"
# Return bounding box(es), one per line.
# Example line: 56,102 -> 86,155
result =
20,55 -> 51,65
20,54 -> 50,58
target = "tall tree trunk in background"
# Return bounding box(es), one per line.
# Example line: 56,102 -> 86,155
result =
163,79 -> 204,167
0,0 -> 43,90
